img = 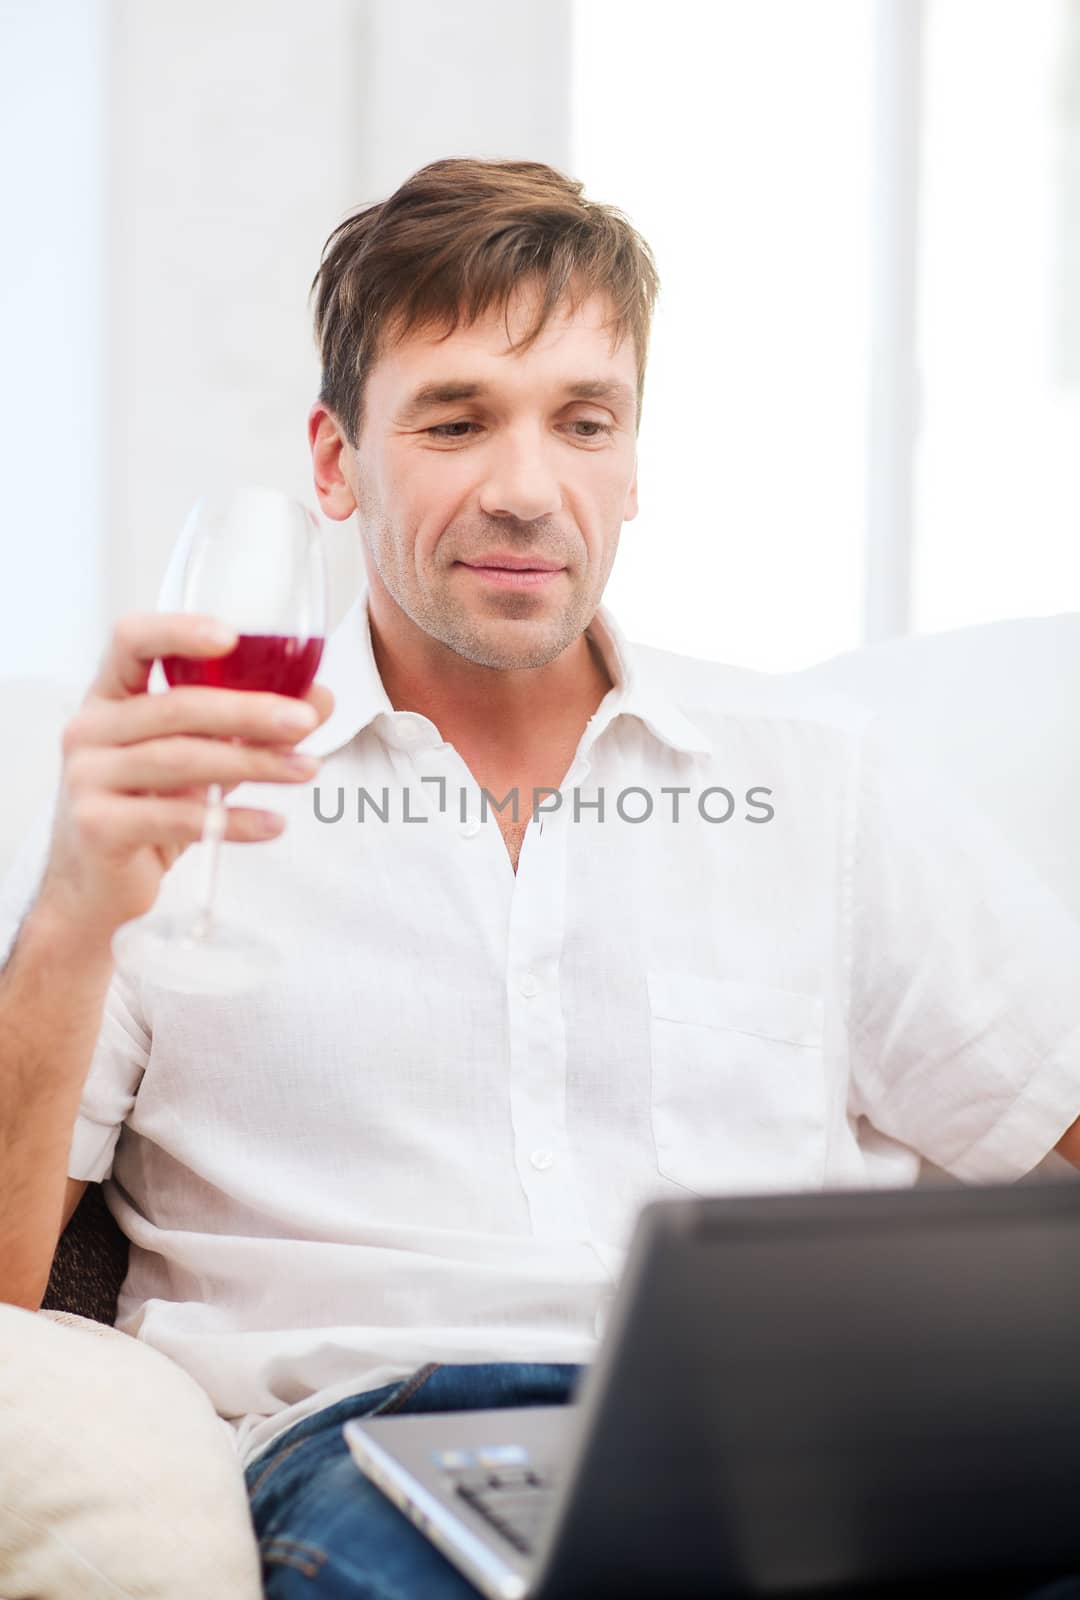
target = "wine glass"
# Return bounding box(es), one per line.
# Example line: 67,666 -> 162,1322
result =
111,487 -> 326,993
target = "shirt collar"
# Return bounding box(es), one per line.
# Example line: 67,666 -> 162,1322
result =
303,583 -> 712,759
582,601 -> 713,757
301,584 -> 396,757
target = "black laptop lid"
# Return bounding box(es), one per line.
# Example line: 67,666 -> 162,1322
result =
538,1179 -> 1080,1598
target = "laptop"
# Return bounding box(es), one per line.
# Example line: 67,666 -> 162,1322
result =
344,1179 -> 1080,1598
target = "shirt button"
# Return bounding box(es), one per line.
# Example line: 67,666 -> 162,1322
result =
461,818 -> 481,838
519,972 -> 540,998
530,1147 -> 554,1172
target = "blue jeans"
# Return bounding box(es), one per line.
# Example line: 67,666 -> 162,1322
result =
245,1362 -> 580,1598
244,1361 -> 1080,1599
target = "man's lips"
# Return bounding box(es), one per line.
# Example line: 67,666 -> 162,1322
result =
455,559 -> 566,590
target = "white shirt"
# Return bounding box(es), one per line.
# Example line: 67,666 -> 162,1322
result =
3,587 -> 1079,1469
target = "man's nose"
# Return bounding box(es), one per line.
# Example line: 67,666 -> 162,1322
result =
477,433 -> 562,523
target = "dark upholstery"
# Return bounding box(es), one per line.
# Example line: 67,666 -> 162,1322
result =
41,1182 -> 129,1326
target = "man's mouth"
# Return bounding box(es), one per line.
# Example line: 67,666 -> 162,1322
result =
456,556 -> 566,590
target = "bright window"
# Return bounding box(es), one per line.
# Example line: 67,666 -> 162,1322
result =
572,0 -> 874,669
913,0 -> 1080,631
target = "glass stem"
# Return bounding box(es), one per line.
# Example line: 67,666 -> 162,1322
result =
192,783 -> 226,941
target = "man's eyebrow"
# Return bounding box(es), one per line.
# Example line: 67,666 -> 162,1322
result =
565,379 -> 636,410
395,378 -> 636,421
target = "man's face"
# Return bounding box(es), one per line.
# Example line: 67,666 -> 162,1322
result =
317,285 -> 640,671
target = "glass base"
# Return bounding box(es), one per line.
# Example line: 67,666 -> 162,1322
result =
111,911 -> 281,995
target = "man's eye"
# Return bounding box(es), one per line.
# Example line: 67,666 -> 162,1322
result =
427,422 -> 476,439
424,419 -> 614,442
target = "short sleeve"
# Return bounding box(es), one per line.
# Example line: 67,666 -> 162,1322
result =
67,967 -> 151,1182
0,795 -> 151,1183
846,714 -> 1080,1181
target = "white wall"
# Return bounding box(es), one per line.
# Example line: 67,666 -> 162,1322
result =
0,0 -> 109,682
108,0 -> 372,633
358,0 -> 571,198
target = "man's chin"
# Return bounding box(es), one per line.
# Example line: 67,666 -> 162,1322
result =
456,634 -> 575,672
435,610 -> 581,672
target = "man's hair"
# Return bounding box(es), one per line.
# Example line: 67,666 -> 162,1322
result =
310,157 -> 660,446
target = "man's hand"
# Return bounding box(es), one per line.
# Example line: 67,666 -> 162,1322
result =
36,613 -> 334,946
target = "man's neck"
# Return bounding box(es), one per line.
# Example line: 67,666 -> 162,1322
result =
367,591 -> 614,767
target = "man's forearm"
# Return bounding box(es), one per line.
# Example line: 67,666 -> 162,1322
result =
0,894 -> 114,1309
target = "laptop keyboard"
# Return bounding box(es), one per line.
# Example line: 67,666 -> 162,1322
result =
436,1445 -> 554,1557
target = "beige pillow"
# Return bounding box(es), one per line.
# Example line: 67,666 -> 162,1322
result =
0,1306 -> 262,1599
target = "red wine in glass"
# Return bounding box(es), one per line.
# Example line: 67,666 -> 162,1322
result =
162,634 -> 324,697
111,488 -> 327,994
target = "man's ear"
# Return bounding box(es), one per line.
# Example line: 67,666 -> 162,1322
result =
309,404 -> 358,521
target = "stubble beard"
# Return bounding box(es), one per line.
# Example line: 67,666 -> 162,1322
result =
402,570 -> 594,671
365,515 -> 600,671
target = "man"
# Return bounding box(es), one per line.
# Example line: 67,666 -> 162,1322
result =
2,157 -> 1080,1599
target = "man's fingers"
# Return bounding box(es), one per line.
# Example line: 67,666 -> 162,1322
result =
88,613 -> 238,702
68,737 -> 320,797
70,793 -> 286,853
66,685 -> 322,752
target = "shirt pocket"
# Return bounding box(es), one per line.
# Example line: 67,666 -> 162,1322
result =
646,970 -> 828,1194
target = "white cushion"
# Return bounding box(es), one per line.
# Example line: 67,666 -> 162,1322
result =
0,1306 -> 262,1599
790,613 -> 1080,918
